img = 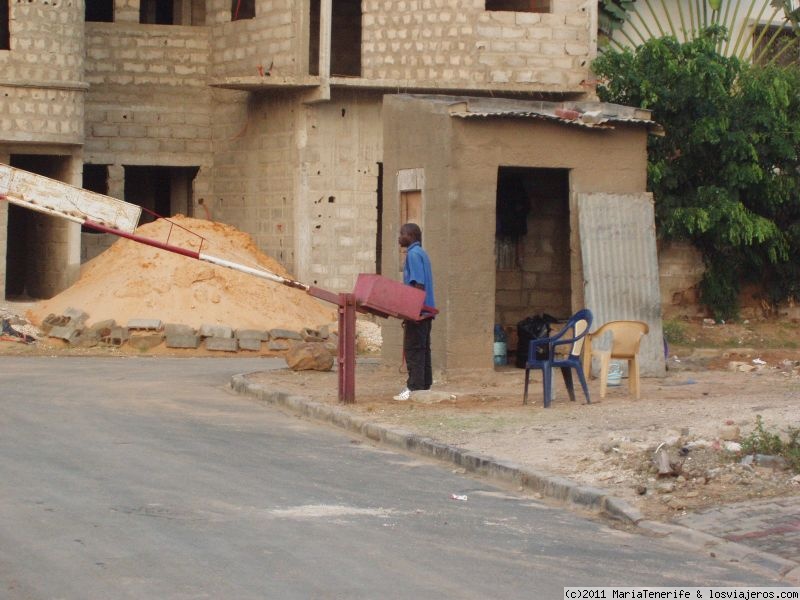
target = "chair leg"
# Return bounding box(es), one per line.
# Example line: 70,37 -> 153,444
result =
575,365 -> 591,404
630,357 -> 641,399
542,364 -> 552,408
561,367 -> 576,402
523,368 -> 530,405
599,352 -> 610,399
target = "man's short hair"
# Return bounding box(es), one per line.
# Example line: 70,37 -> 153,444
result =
401,222 -> 422,243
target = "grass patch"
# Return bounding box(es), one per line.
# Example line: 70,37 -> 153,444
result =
741,415 -> 800,474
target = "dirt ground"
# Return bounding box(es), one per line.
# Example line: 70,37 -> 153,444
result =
3,306 -> 799,523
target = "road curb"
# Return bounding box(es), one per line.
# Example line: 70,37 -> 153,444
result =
231,374 -> 800,583
230,374 -> 644,524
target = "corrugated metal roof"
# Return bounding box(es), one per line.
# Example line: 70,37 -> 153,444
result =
451,108 -> 662,133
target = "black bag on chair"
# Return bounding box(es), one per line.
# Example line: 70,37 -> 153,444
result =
515,314 -> 559,368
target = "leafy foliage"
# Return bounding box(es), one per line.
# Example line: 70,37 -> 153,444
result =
741,415 -> 800,473
593,28 -> 800,319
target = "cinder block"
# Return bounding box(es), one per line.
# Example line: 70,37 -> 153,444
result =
268,340 -> 290,351
199,324 -> 233,338
165,334 -> 201,349
205,337 -> 238,352
235,329 -> 269,341
269,328 -> 302,341
301,327 -> 325,342
100,327 -> 130,347
48,324 -> 85,344
88,319 -> 116,337
165,323 -> 195,337
127,318 -> 163,331
63,307 -> 90,325
238,338 -> 262,352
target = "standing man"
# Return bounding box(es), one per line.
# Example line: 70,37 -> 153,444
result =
394,223 -> 436,401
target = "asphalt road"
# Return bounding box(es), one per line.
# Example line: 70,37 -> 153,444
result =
0,357 -> 786,599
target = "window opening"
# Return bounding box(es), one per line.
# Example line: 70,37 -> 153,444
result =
331,0 -> 361,77
485,0 -> 550,13
1,0 -> 10,50
231,0 -> 255,21
140,0 -> 174,24
86,0 -> 113,22
309,0 -> 320,75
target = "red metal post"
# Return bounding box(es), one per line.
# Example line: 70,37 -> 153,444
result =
338,292 -> 357,404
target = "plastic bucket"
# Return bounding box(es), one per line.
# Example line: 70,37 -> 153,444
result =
493,342 -> 507,366
607,362 -> 622,386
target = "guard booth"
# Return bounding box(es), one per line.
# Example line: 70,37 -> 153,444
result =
380,94 -> 666,378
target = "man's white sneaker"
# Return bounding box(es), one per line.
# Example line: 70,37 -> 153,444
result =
393,387 -> 411,401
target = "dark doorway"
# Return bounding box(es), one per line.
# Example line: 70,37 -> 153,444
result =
6,155 -> 71,299
331,0 -> 361,77
123,166 -> 199,224
495,167 -> 571,360
81,164 -> 109,234
86,0 -> 114,22
1,0 -> 10,50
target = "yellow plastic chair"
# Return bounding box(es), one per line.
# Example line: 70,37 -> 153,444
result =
582,321 -> 649,399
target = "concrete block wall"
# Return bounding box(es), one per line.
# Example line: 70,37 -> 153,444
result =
295,90 -> 383,291
658,240 -> 705,318
209,0 -> 302,79
83,23 -> 213,168
361,0 -> 593,92
0,1 -> 85,145
210,91 -> 297,272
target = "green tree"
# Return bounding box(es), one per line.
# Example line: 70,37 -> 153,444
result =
593,27 -> 800,319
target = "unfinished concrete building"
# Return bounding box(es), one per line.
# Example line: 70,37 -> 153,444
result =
0,0 -> 664,374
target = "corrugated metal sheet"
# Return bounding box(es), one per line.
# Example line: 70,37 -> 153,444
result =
577,192 -> 666,377
453,110 -> 613,129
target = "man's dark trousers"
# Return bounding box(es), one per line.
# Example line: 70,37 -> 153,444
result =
403,318 -> 432,391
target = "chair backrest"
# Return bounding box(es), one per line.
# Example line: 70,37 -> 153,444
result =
552,308 -> 593,358
593,320 -> 649,357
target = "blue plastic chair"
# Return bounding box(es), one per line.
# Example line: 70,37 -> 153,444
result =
523,308 -> 593,407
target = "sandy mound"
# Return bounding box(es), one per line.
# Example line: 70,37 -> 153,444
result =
27,216 -> 336,332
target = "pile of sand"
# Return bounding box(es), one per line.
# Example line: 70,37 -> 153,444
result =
27,216 -> 336,332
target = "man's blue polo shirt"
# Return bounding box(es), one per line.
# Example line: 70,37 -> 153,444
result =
404,241 -> 435,310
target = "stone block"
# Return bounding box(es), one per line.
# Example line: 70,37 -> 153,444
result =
100,327 -> 130,346
269,328 -> 303,341
238,338 -> 262,352
235,329 -> 269,341
128,333 -> 165,352
165,334 -> 201,349
165,323 -> 195,337
127,318 -> 163,331
205,337 -> 238,352
63,307 -> 90,325
301,327 -> 325,342
87,319 -> 116,336
199,324 -> 233,338
285,342 -> 334,371
268,340 -> 290,351
48,323 -> 85,344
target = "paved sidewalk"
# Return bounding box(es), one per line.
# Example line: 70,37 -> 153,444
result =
230,372 -> 800,584
673,496 -> 800,563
